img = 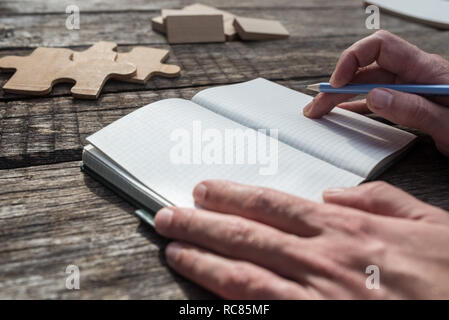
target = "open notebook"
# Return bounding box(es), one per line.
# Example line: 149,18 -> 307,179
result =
82,78 -> 416,213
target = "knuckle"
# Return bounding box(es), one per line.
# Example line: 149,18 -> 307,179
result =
170,244 -> 191,268
373,29 -> 393,40
364,238 -> 387,261
220,264 -> 275,299
173,208 -> 195,232
243,188 -> 275,212
364,181 -> 394,211
294,200 -> 318,215
341,47 -> 356,61
223,219 -> 255,248
328,211 -> 371,236
407,96 -> 435,126
290,200 -> 320,225
220,263 -> 254,293
249,277 -> 277,298
365,181 -> 392,194
341,216 -> 370,235
429,53 -> 449,68
341,47 -> 352,56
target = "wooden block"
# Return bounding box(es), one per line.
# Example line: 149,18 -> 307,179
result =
233,17 -> 289,40
163,10 -> 225,44
183,3 -> 237,41
151,4 -> 237,41
151,16 -> 165,34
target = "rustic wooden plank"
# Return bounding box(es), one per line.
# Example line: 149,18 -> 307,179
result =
1,76 -> 449,208
0,0 -> 359,14
1,28 -> 449,168
2,31 -> 449,102
0,39 -> 335,101
0,0 -> 448,301
0,5 -> 438,49
0,141 -> 448,298
378,136 -> 449,210
0,161 -> 213,299
0,79 -> 333,169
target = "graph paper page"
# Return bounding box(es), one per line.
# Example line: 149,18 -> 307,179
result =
86,99 -> 363,207
193,78 -> 416,178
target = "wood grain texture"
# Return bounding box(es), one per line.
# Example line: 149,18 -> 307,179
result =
0,0 -> 361,14
1,0 -> 449,299
2,31 -> 449,101
0,161 -> 213,299
0,137 -> 447,299
0,5 -> 439,49
0,79 -> 334,169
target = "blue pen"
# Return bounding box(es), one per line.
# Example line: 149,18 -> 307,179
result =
306,83 -> 449,95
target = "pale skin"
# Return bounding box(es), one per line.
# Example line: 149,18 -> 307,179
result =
154,31 -> 449,299
303,30 -> 449,156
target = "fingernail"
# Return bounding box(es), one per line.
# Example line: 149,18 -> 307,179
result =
329,73 -> 336,86
303,103 -> 312,116
166,242 -> 184,265
369,89 -> 393,109
193,183 -> 208,202
155,208 -> 173,231
323,188 -> 346,195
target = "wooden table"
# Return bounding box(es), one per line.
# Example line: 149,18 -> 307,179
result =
0,0 -> 448,299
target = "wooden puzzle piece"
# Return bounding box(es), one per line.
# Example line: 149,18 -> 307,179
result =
116,47 -> 181,83
233,17 -> 289,40
0,41 -> 181,99
0,47 -> 73,95
67,41 -> 136,98
0,41 -> 136,99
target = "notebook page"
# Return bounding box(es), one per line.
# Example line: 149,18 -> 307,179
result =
86,99 -> 363,207
192,78 -> 416,178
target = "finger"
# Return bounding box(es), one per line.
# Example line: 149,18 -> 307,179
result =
337,99 -> 370,114
323,181 -> 449,223
154,206 -> 315,281
303,92 -> 357,118
305,32 -> 449,118
192,180 -> 382,239
304,64 -> 396,118
193,180 -> 322,237
165,242 -> 312,299
366,88 -> 449,139
329,30 -> 447,88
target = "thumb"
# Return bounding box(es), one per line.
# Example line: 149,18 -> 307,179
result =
366,88 -> 448,137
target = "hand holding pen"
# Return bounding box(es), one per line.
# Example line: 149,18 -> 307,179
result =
303,30 -> 449,157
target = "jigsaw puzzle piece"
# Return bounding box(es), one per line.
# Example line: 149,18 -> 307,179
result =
71,41 -> 118,62
0,48 -> 73,95
67,41 -> 136,98
116,47 -> 180,84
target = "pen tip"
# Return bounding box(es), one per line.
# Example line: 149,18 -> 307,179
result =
306,83 -> 320,92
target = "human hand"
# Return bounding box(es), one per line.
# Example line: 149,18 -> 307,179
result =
302,30 -> 449,157
154,180 -> 449,299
